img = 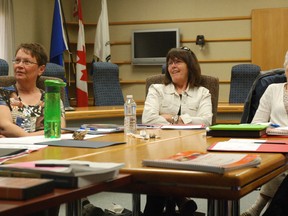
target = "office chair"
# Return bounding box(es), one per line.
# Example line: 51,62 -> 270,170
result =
161,64 -> 166,74
0,76 -> 66,105
229,64 -> 261,103
145,74 -> 219,125
43,62 -> 71,109
241,68 -> 286,123
92,62 -> 124,106
0,59 -> 9,76
43,63 -> 65,79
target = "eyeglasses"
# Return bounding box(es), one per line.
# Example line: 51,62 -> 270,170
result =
181,46 -> 191,52
181,46 -> 194,54
181,46 -> 196,58
168,59 -> 184,66
12,59 -> 38,66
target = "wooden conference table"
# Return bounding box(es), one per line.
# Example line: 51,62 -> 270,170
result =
65,102 -> 244,124
1,129 -> 287,216
0,174 -> 131,216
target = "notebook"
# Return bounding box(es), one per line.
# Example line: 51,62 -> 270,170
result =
142,151 -> 261,174
266,127 -> 288,136
209,124 -> 268,131
207,124 -> 268,138
0,148 -> 27,158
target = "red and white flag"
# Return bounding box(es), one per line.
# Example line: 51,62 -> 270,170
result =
74,0 -> 88,107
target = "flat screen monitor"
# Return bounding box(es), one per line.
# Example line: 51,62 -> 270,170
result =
131,28 -> 180,65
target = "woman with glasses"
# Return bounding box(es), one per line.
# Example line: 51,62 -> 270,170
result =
142,47 -> 212,216
0,43 -> 66,138
142,47 -> 212,126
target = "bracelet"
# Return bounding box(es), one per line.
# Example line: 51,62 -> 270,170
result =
172,115 -> 179,124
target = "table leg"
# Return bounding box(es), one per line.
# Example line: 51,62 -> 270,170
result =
65,199 -> 82,216
207,199 -> 240,216
132,193 -> 141,216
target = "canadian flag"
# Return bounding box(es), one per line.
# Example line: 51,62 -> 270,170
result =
74,0 -> 88,107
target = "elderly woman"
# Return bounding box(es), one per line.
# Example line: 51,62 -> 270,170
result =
142,47 -> 213,216
0,43 -> 66,137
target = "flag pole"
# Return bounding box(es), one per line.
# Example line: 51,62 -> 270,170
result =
59,0 -> 76,80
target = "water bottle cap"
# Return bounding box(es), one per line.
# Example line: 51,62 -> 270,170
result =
127,95 -> 133,99
44,80 -> 66,92
44,79 -> 66,87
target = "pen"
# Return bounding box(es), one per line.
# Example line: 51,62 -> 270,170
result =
270,123 -> 280,128
137,124 -> 155,128
79,127 -> 97,131
253,141 -> 287,145
35,163 -> 90,167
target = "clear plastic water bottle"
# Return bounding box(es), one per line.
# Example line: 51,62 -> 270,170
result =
21,114 -> 31,132
124,95 -> 137,135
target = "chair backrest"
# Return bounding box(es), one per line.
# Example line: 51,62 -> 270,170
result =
229,64 -> 261,103
161,64 -> 166,74
0,76 -> 66,105
43,62 -> 65,79
92,62 -> 124,106
0,59 -> 9,76
42,63 -> 70,108
145,74 -> 219,125
240,68 -> 286,123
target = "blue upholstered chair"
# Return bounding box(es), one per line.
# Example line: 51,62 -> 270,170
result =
0,76 -> 66,104
92,62 -> 124,106
0,59 -> 9,76
229,64 -> 261,103
43,62 -> 65,79
161,64 -> 166,74
240,68 -> 286,123
43,62 -> 71,108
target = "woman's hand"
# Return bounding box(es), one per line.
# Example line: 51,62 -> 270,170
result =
177,116 -> 184,124
0,130 -> 5,138
161,114 -> 174,124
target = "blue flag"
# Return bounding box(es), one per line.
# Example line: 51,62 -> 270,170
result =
50,0 -> 68,66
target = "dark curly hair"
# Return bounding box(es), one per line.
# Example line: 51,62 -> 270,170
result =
15,43 -> 48,66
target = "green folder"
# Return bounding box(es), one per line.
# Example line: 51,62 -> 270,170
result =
209,124 -> 268,131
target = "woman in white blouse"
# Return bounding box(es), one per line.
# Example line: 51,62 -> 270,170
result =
241,51 -> 288,216
142,47 -> 212,127
142,47 -> 212,216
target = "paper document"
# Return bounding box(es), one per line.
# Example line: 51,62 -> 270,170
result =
0,134 -> 102,145
210,141 -> 260,151
208,138 -> 288,153
161,125 -> 205,130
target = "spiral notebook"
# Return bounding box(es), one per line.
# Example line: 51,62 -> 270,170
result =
266,127 -> 288,136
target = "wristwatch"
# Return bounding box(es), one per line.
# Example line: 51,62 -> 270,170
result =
172,115 -> 179,124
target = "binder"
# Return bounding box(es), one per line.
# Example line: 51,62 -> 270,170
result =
207,124 -> 268,138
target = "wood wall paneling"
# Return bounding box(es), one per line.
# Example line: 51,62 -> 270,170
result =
252,8 -> 288,70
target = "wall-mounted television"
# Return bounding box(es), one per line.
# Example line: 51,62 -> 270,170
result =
131,28 -> 180,65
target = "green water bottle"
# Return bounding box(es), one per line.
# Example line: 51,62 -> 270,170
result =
44,79 -> 66,138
